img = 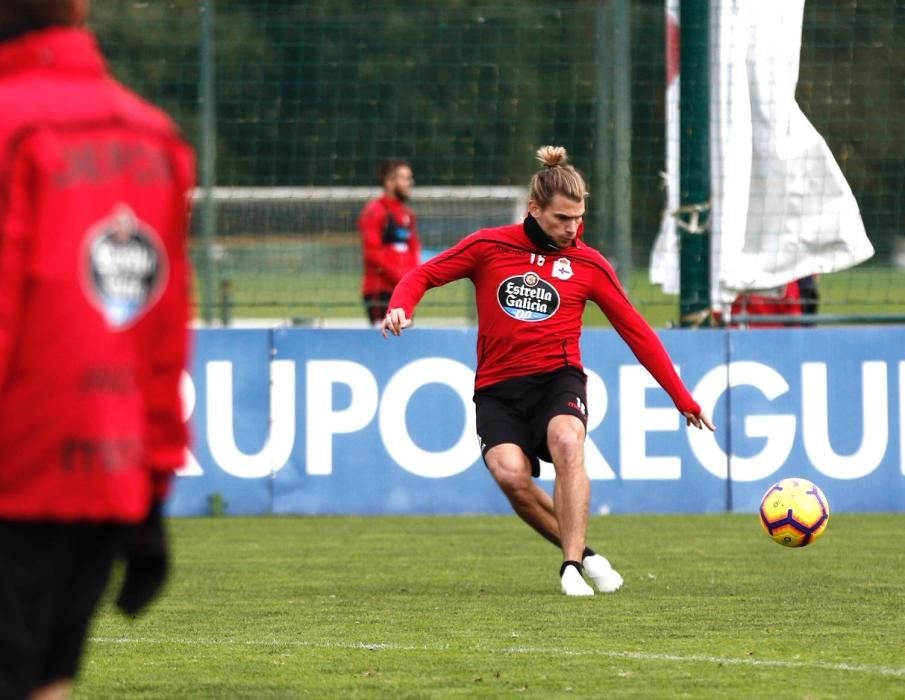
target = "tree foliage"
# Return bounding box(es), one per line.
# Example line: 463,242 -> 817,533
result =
89,0 -> 904,259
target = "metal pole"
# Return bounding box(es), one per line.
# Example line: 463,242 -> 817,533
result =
594,1 -> 614,257
199,0 -> 217,325
678,0 -> 711,327
612,0 -> 632,290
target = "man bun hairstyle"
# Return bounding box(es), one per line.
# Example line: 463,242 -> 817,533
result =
529,145 -> 588,208
536,145 -> 569,168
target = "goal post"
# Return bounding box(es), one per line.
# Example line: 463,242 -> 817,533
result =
189,186 -> 528,324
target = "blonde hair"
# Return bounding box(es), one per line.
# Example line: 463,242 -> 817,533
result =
528,146 -> 588,208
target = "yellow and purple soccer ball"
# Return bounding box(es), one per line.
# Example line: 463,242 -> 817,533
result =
759,478 -> 830,547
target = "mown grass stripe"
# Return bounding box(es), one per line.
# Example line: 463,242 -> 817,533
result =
89,637 -> 905,678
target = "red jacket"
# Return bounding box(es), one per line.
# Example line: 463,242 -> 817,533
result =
358,195 -> 421,295
0,28 -> 193,522
389,217 -> 700,414
729,281 -> 803,328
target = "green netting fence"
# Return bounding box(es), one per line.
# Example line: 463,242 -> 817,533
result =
89,1 -> 905,326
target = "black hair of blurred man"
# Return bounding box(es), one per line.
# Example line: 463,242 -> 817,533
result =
378,158 -> 414,203
0,0 -> 88,41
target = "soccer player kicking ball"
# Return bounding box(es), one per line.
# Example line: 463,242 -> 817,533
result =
382,146 -> 715,596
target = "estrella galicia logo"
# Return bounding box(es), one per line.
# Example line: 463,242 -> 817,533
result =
82,205 -> 167,329
497,271 -> 560,322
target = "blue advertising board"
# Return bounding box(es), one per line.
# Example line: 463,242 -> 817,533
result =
725,328 -> 905,513
169,327 -> 905,516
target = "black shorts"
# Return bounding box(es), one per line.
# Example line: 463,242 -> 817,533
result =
363,292 -> 392,325
474,366 -> 589,478
0,520 -> 123,697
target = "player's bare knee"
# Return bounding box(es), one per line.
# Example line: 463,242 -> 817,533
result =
487,459 -> 531,497
496,464 -> 532,495
547,426 -> 584,462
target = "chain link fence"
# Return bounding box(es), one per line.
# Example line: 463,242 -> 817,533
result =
90,1 -> 905,325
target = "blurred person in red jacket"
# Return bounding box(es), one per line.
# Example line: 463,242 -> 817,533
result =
358,159 -> 421,325
0,1 -> 194,698
729,275 -> 819,328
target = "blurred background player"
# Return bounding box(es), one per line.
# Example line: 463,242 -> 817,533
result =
358,158 -> 421,326
0,1 -> 193,697
729,274 -> 819,328
382,146 -> 714,596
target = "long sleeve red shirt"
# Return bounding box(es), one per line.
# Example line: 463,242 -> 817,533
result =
389,218 -> 700,415
358,195 -> 421,295
0,28 -> 193,522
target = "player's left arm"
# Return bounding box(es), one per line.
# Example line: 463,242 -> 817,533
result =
588,258 -> 715,431
118,143 -> 193,618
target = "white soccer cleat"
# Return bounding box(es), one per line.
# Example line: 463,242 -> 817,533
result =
560,563 -> 594,597
582,554 -> 624,593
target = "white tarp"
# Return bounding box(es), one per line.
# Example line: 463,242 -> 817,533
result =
650,0 -> 874,309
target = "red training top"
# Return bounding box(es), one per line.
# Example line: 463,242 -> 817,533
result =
388,217 -> 700,414
358,194 -> 421,296
0,28 -> 194,522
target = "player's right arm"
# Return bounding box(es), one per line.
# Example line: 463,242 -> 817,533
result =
380,231 -> 482,337
358,202 -> 399,286
381,306 -> 411,337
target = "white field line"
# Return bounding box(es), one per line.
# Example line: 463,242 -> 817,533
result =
89,637 -> 905,678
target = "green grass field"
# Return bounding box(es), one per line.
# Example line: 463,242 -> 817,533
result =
192,239 -> 905,326
77,514 -> 905,698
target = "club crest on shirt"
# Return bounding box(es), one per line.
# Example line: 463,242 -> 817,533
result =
82,204 -> 167,329
552,257 -> 573,281
382,212 -> 411,249
497,272 -> 560,322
